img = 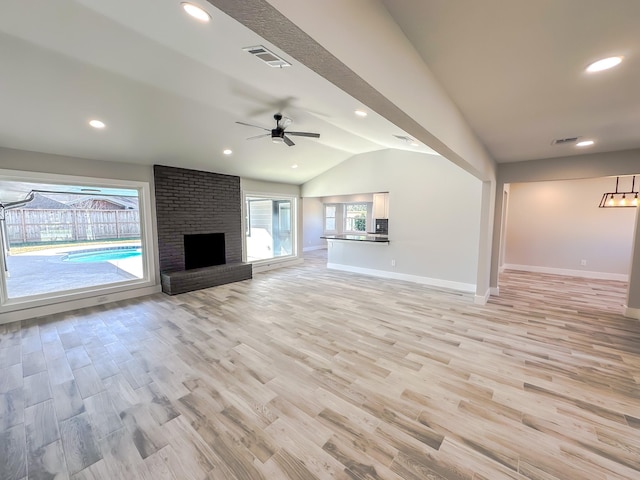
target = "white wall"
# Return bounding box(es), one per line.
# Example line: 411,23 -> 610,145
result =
303,149 -> 482,286
0,146 -> 154,184
321,193 -> 375,203
241,178 -> 300,196
301,197 -> 325,251
505,178 -> 636,278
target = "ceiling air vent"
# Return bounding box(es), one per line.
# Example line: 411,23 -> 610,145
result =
394,135 -> 413,143
243,45 -> 291,68
552,137 -> 579,145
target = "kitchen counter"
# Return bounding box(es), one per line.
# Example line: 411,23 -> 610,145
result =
321,234 -> 389,243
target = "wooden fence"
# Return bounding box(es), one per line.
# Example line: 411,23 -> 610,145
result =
5,209 -> 141,245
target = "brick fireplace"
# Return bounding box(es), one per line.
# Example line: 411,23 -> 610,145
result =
153,165 -> 251,294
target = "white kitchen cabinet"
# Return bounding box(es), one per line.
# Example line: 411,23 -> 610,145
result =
372,192 -> 389,219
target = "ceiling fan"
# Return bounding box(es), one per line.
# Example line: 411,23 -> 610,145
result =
236,113 -> 320,146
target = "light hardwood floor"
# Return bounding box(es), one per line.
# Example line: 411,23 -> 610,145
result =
1,250 -> 639,479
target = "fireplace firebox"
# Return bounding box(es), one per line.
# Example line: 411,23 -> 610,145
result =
184,233 -> 225,270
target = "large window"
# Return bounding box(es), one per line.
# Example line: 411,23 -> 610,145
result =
245,194 -> 297,262
0,171 -> 154,309
344,203 -> 368,233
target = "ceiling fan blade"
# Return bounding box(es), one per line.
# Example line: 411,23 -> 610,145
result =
286,131 -> 320,138
236,121 -> 269,131
246,133 -> 271,140
282,135 -> 295,147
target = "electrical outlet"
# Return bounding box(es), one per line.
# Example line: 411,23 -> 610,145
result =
391,259 -> 396,267
580,259 -> 587,266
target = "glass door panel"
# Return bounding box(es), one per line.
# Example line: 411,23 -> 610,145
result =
246,196 -> 295,262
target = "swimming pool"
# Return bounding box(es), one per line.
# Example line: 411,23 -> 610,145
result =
63,247 -> 142,263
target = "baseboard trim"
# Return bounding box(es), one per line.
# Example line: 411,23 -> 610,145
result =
327,263 -> 476,293
0,285 -> 161,325
503,264 -> 629,282
252,257 -> 304,273
474,289 -> 490,305
490,287 -> 500,296
303,245 -> 327,252
624,306 -> 640,320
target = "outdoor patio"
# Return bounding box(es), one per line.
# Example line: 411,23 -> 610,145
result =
4,244 -> 143,298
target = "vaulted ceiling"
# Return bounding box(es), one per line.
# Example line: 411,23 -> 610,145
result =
1,0 -> 638,197
0,0 -> 436,191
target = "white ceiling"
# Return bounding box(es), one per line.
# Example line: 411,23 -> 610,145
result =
0,0 -> 435,201
1,0 -> 638,205
380,0 -> 640,163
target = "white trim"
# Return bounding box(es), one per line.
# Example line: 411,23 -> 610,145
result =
0,168 -> 158,318
323,203 -> 338,235
503,264 -> 629,282
303,245 -> 327,252
623,306 -> 640,320
490,286 -> 500,296
252,257 -> 303,273
327,263 -> 476,293
242,190 -> 300,263
474,289 -> 490,305
0,285 -> 161,325
342,201 -> 372,235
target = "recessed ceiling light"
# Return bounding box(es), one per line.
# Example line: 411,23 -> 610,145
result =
181,2 -> 211,22
223,149 -> 232,155
291,164 -> 298,169
89,119 -> 105,129
354,110 -> 368,117
586,56 -> 623,73
576,140 -> 595,147
410,142 -> 419,147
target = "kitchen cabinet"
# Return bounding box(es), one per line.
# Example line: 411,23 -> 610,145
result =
372,192 -> 389,219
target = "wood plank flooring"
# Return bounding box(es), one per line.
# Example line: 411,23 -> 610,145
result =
1,251 -> 639,479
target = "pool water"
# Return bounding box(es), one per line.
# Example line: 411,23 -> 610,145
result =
63,248 -> 142,263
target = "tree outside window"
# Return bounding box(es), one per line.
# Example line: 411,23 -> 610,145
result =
344,203 -> 367,232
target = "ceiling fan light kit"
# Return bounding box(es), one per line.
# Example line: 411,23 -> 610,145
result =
236,113 -> 320,147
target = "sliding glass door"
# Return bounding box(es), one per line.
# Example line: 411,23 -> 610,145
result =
245,195 -> 296,262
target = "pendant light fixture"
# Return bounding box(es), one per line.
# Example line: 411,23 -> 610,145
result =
599,176 -> 639,208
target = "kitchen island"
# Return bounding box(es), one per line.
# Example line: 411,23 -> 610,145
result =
321,234 -> 391,279
321,234 -> 389,243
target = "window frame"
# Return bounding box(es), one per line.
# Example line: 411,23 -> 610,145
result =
323,203 -> 338,234
242,191 -> 299,266
343,202 -> 370,234
0,168 -> 156,314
